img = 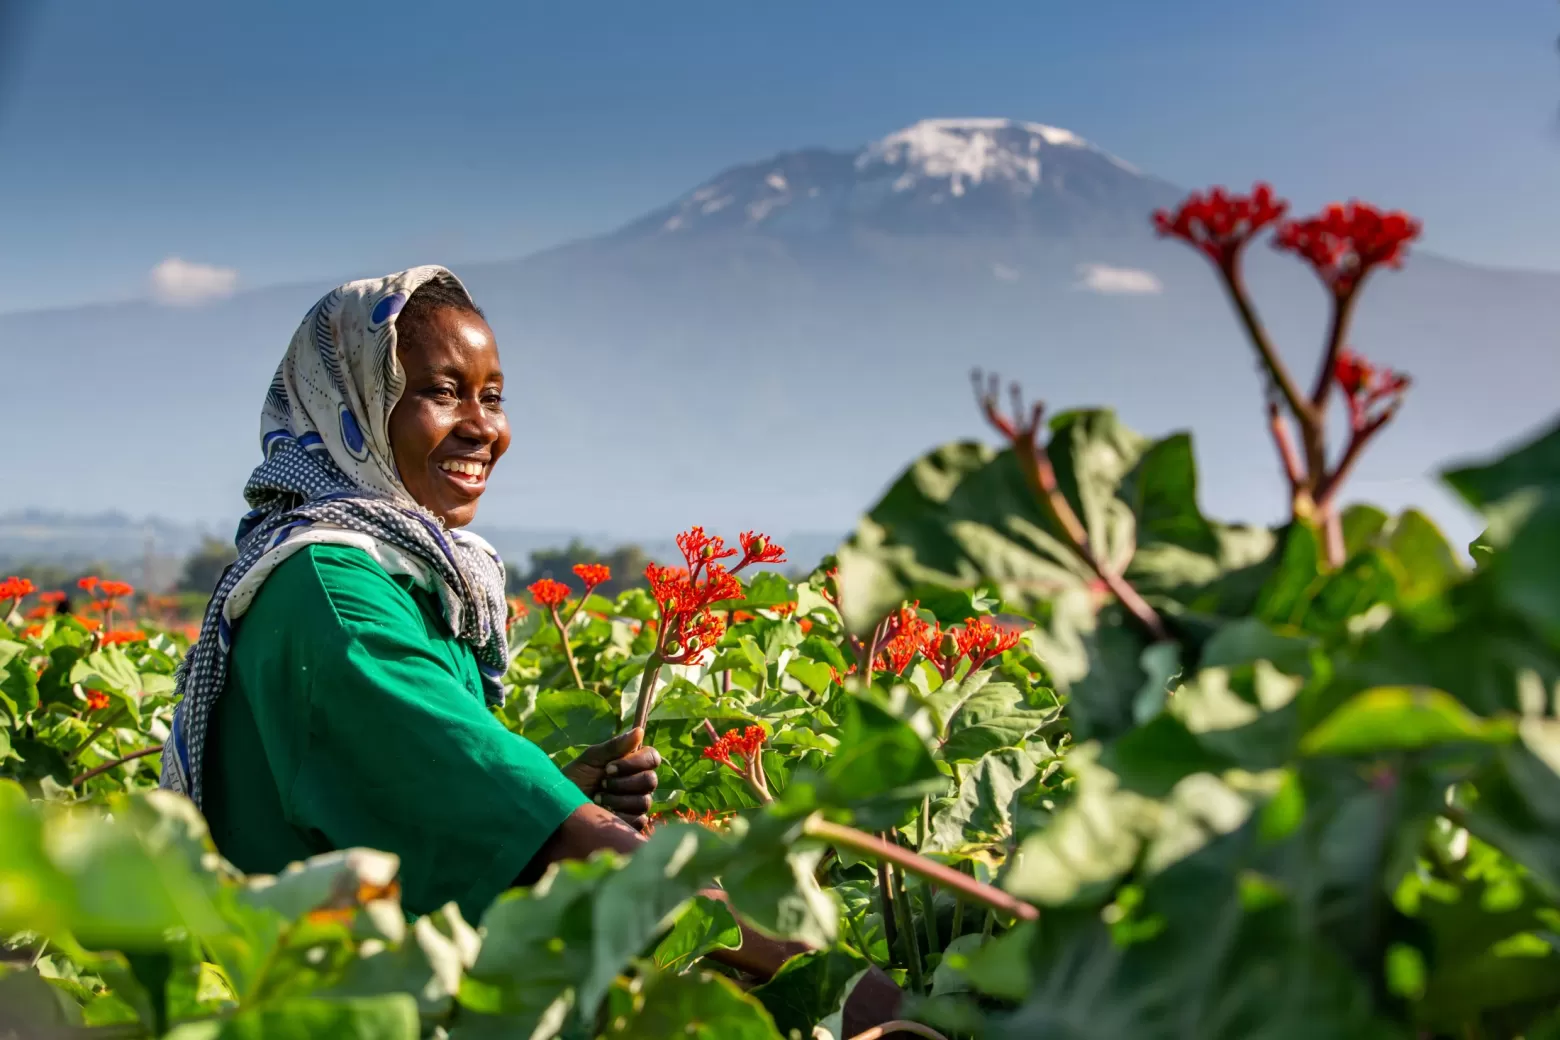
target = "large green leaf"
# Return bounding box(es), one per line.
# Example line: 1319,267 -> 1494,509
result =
748,948 -> 872,1039
607,969 -> 783,1039
162,995 -> 421,1039
925,747 -> 1038,852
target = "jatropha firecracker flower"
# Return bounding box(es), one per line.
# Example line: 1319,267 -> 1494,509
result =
1333,347 -> 1410,433
571,563 -> 611,591
642,527 -> 784,665
870,605 -> 1028,681
704,724 -> 772,802
1273,201 -> 1421,298
528,578 -> 570,609
1153,183 -> 1289,270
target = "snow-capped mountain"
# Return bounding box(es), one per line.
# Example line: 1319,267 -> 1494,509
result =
616,118 -> 1181,240
3,117 -> 1557,555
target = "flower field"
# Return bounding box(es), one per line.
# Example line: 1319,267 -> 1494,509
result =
4,184 -> 1560,1039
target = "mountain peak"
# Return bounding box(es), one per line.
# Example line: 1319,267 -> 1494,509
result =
615,116 -> 1176,241
858,117 -> 1135,198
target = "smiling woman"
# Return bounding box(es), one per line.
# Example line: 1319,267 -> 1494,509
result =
146,269 -> 812,981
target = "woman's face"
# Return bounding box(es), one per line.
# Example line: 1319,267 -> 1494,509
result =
388,306 -> 511,528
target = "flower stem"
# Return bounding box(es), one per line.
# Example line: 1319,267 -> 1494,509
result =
917,798 -> 940,956
632,656 -> 663,732
876,855 -> 900,963
72,745 -> 161,787
1218,265 -> 1313,431
804,816 -> 1038,922
891,858 -> 925,992
549,605 -> 585,689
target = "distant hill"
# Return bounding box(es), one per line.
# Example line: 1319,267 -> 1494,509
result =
3,117 -> 1552,550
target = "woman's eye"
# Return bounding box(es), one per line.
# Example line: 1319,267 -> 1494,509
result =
427,385 -> 457,400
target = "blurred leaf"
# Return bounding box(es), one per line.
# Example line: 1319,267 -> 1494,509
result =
749,948 -> 871,1038
1302,687 -> 1515,756
608,969 -> 783,1039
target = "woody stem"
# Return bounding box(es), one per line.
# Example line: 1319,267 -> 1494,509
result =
1219,262 -> 1313,433
1010,422 -> 1168,642
1309,288 -> 1360,410
72,745 -> 161,787
1314,405 -> 1399,513
802,816 -> 1039,922
549,605 -> 585,689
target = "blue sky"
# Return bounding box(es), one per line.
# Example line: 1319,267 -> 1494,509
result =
1,0 -> 1557,315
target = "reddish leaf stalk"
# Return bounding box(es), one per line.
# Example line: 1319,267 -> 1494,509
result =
72,745 -> 161,787
973,373 -> 1168,642
803,816 -> 1039,923
846,1022 -> 951,1040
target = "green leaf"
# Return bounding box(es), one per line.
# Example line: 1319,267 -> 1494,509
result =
926,748 -> 1038,852
649,896 -> 741,974
1302,687 -> 1516,756
521,688 -> 621,756
803,696 -> 945,825
748,948 -> 872,1038
607,969 -> 783,1039
162,995 -> 420,1039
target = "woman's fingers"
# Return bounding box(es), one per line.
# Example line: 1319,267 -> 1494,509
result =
605,746 -> 661,777
603,768 -> 658,795
599,791 -> 653,817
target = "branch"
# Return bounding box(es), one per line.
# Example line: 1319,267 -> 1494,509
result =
1314,403 -> 1399,512
973,372 -> 1168,643
1218,266 -> 1313,430
548,605 -> 586,690
1309,289 -> 1361,410
804,815 -> 1038,922
72,745 -> 161,787
1266,398 -> 1306,496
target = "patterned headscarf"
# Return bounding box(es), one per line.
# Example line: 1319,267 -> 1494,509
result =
160,266 -> 510,809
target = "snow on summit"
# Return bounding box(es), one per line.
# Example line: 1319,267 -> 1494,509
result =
620,117 -> 1176,240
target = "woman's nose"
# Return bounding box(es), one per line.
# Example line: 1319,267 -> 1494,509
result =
455,397 -> 500,443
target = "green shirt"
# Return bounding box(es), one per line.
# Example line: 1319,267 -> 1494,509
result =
203,544 -> 586,923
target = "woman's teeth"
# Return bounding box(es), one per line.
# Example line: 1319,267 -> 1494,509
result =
439,460 -> 484,478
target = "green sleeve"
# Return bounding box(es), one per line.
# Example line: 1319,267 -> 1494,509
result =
233,545 -> 587,922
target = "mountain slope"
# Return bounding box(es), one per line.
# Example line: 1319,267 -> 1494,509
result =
2,118 -> 1555,552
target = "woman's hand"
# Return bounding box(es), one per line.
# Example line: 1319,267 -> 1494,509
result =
561,728 -> 660,832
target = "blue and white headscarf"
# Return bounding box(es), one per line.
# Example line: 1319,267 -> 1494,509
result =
160,266 -> 510,809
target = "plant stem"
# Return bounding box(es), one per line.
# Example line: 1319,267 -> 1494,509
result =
1218,265 -> 1312,430
981,909 -> 996,940
948,889 -> 966,942
1309,289 -> 1360,410
917,799 -> 940,956
67,709 -> 126,764
632,656 -> 664,733
876,855 -> 899,963
72,745 -> 161,787
804,816 -> 1038,922
549,605 -> 585,689
891,859 -> 925,992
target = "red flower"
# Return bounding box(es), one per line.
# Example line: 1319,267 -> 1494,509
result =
77,576 -> 100,593
677,526 -> 737,577
1153,183 -> 1289,270
731,610 -> 755,623
528,578 -> 571,608
0,576 -> 36,602
874,602 -> 935,675
1273,201 -> 1421,296
506,597 -> 530,621
39,591 -> 65,605
773,601 -> 798,617
21,624 -> 44,640
737,531 -> 787,570
572,563 -> 611,590
101,630 -> 147,647
798,617 -> 813,635
1333,346 -> 1411,431
703,725 -> 767,772
24,605 -> 51,620
957,616 -> 1026,670
98,580 -> 135,599
86,599 -> 122,616
84,690 -> 110,712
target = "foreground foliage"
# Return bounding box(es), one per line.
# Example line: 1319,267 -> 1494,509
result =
5,184 -> 1560,1039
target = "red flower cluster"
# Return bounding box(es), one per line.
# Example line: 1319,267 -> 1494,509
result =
98,580 -> 134,599
506,597 -> 530,622
1273,201 -> 1421,296
39,591 -> 65,605
737,532 -> 786,570
704,724 -> 767,770
571,563 -> 611,590
84,690 -> 110,712
528,578 -> 571,608
85,600 -> 123,617
644,527 -> 783,665
21,624 -> 44,640
1153,183 -> 1289,269
101,630 -> 147,647
872,606 -> 1027,680
1,576 -> 36,604
1334,347 -> 1411,431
